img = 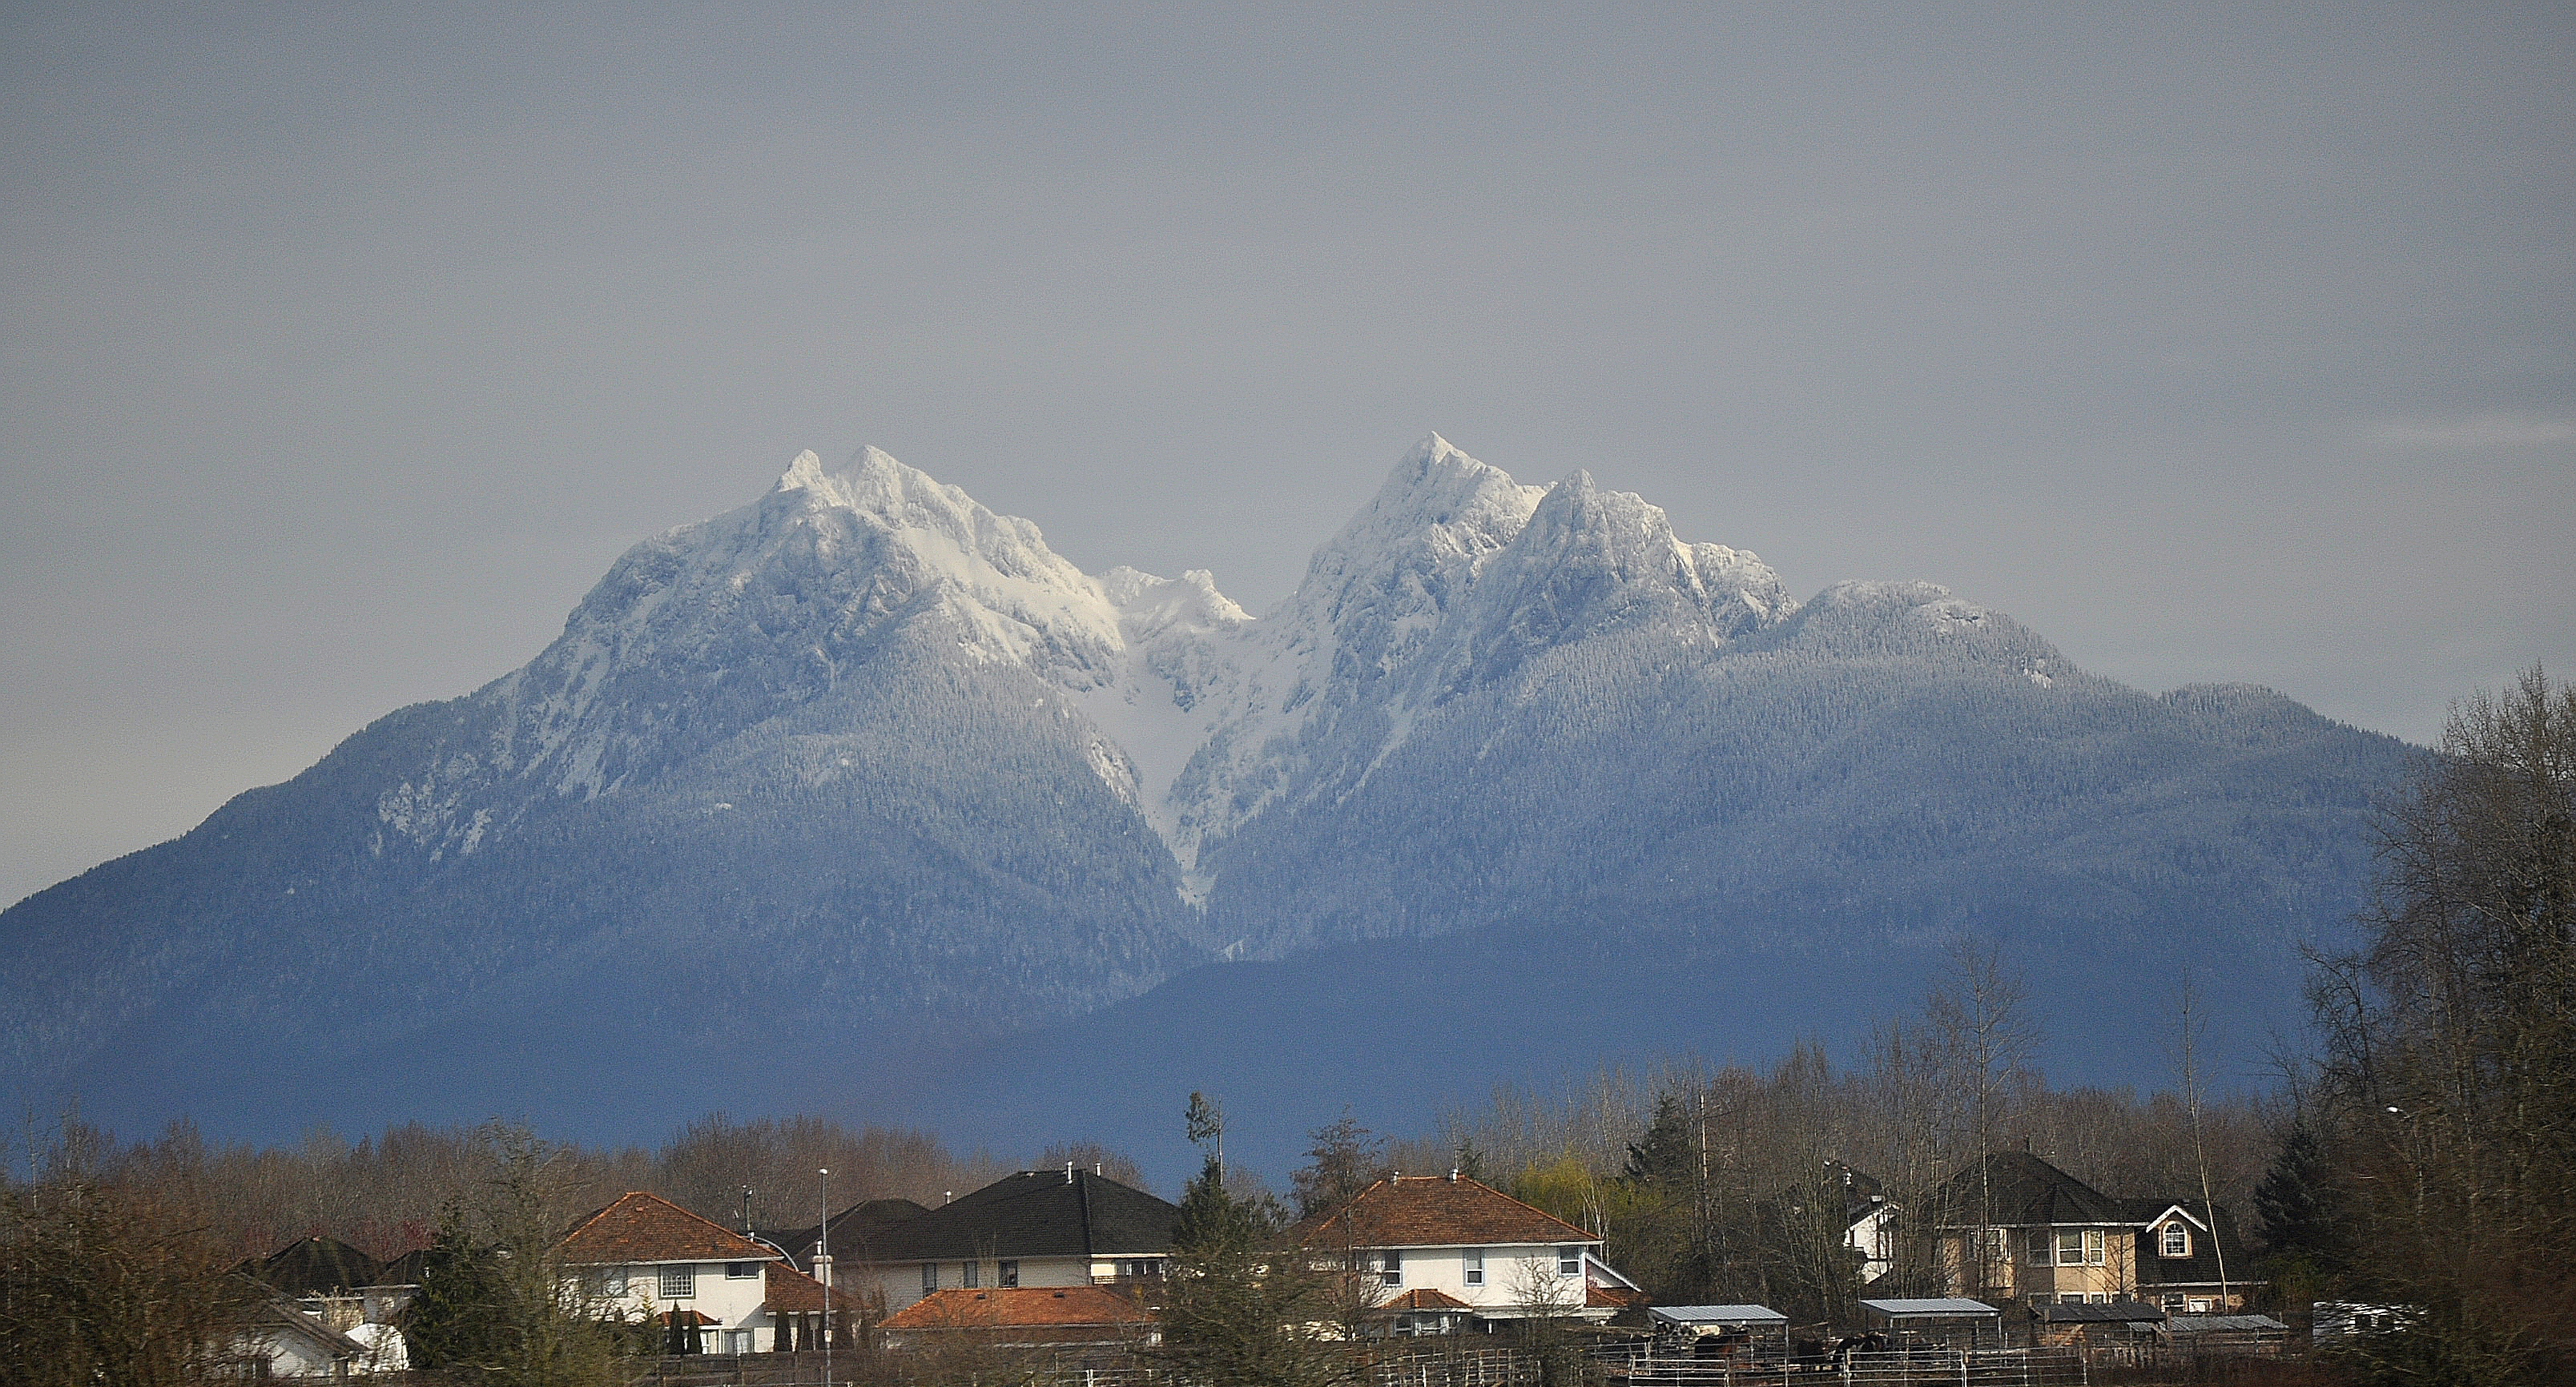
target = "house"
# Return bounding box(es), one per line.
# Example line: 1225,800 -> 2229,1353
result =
244,1236 -> 381,1331
1926,1153 -> 2259,1313
555,1191 -> 784,1354
878,1284 -> 1158,1349
224,1287 -> 372,1379
2124,1200 -> 2256,1314
758,1258 -> 855,1353
1825,1160 -> 1898,1283
1286,1172 -> 1645,1333
841,1168 -> 1180,1316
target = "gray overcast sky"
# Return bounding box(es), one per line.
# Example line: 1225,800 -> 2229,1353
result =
3,2 -> 2570,907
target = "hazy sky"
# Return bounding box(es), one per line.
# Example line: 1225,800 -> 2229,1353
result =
4,3 -> 2570,907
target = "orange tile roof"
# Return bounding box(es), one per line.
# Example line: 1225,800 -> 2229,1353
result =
557,1192 -> 780,1265
762,1260 -> 836,1314
880,1285 -> 1154,1332
1290,1176 -> 1598,1250
1378,1288 -> 1474,1312
1588,1285 -> 1649,1309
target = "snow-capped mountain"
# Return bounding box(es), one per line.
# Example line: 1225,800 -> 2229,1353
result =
0,434 -> 2410,1142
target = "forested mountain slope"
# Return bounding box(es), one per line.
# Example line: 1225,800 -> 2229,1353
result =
0,437 -> 2409,1140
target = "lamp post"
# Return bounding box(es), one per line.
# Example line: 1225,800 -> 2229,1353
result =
818,1167 -> 831,1387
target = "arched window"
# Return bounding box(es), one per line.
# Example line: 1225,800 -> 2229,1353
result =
2159,1224 -> 2191,1258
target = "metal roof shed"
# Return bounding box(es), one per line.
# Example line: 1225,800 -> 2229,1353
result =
1859,1298 -> 2004,1348
1648,1305 -> 1790,1369
1650,1305 -> 1789,1330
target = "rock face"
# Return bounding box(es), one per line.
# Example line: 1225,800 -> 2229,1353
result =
0,436 -> 2409,1137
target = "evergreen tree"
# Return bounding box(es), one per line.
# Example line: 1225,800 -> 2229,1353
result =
1175,1156 -> 1275,1254
2252,1121 -> 2344,1270
1160,1112 -> 1353,1385
1624,1092 -> 1697,1189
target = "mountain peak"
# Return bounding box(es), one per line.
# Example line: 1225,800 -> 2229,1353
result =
774,448 -> 829,492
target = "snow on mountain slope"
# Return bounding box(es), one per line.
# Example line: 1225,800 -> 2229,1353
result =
374,446 -> 1257,867
1154,434 -> 1796,890
0,429 -> 2416,1147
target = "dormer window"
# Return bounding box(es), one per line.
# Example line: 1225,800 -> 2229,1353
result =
2160,1224 -> 2191,1258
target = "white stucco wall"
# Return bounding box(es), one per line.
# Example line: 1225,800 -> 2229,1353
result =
863,1253 -> 1096,1314
1350,1241 -> 1592,1314
570,1258 -> 777,1352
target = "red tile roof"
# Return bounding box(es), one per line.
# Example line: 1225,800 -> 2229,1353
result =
880,1285 -> 1153,1332
557,1192 -> 780,1265
1377,1288 -> 1474,1313
762,1260 -> 836,1314
1290,1176 -> 1598,1249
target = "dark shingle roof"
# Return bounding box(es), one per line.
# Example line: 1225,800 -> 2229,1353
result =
857,1171 -> 1176,1262
253,1236 -> 383,1297
765,1197 -> 929,1269
1930,1153 -> 2127,1227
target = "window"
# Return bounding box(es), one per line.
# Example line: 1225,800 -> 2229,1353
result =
2055,1230 -> 2083,1266
2160,1224 -> 2191,1258
1379,1249 -> 1403,1287
727,1262 -> 758,1280
604,1268 -> 627,1297
1556,1247 -> 1581,1276
921,1262 -> 938,1293
2089,1293 -> 2107,1305
1122,1258 -> 1164,1280
962,1260 -> 980,1289
998,1260 -> 1019,1288
1463,1250 -> 1484,1286
2086,1229 -> 2106,1265
2027,1230 -> 2051,1266
1875,1225 -> 1894,1261
659,1264 -> 695,1299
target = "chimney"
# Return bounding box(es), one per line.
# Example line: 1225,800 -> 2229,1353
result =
1065,1162 -> 1075,1184
1093,1162 -> 1101,1176
1448,1168 -> 1459,1181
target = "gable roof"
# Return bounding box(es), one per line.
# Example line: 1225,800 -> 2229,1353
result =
880,1284 -> 1153,1332
1290,1175 -> 1597,1249
1930,1153 -> 2127,1227
2123,1199 -> 2255,1290
855,1170 -> 1177,1263
557,1192 -> 781,1265
251,1236 -> 383,1297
